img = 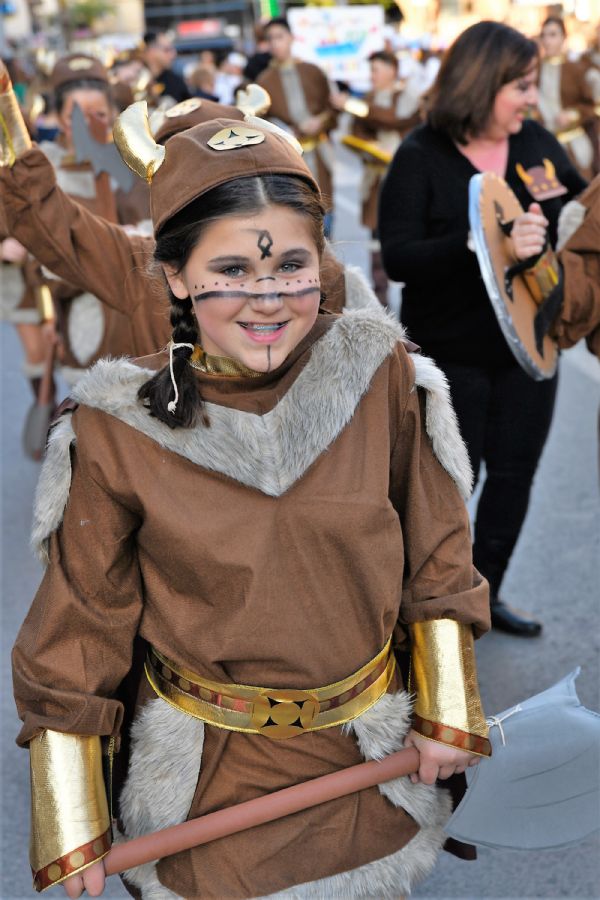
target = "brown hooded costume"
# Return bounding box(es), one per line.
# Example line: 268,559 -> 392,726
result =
13,117 -> 491,899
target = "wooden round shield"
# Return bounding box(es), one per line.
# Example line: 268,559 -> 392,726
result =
469,172 -> 558,380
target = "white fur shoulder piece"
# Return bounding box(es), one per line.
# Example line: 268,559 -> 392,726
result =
343,264 -> 382,311
31,413 -> 76,564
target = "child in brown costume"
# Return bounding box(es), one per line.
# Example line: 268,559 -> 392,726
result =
13,110 -> 491,899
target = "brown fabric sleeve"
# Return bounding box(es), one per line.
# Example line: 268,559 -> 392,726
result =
0,147 -> 152,318
558,181 -> 600,354
12,409 -> 144,746
388,355 -> 489,637
362,102 -> 421,135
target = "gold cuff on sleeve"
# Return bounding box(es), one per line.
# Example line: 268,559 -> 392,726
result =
0,84 -> 32,167
409,619 -> 491,756
29,731 -> 111,892
35,285 -> 55,323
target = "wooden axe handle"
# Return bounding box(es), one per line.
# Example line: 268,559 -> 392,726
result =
105,746 -> 420,875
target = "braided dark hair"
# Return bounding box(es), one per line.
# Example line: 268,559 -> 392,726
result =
138,173 -> 324,429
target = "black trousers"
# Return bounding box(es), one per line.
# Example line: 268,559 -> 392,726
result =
438,361 -> 558,597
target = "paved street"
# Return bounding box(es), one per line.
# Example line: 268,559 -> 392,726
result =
1,146 -> 599,899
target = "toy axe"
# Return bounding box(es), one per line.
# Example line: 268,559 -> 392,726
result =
104,670 -> 599,877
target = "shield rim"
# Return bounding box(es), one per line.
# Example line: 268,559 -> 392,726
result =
468,173 -> 558,382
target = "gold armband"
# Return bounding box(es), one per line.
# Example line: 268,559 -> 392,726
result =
409,619 -> 491,756
35,285 -> 55,323
0,69 -> 33,167
29,731 -> 111,892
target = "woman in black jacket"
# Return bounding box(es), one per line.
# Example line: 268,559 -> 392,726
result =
379,21 -> 587,636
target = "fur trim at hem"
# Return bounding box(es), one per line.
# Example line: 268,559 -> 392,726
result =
117,690 -> 450,899
118,698 -> 204,899
263,690 -> 451,898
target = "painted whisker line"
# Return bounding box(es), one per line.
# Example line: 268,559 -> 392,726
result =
192,286 -> 321,302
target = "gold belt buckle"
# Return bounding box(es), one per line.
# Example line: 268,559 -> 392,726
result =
251,688 -> 319,739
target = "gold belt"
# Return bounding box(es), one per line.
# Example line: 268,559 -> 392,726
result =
146,640 -> 395,740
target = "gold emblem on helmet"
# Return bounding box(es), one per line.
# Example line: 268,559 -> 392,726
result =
207,125 -> 265,151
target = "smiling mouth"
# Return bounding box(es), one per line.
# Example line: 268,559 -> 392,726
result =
238,321 -> 290,333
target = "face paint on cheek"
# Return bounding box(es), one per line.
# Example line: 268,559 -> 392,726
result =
192,285 -> 321,303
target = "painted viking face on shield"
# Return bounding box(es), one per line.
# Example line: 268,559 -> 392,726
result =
164,204 -> 321,373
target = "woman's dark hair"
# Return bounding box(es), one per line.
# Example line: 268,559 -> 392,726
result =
427,21 -> 538,144
138,174 -> 325,429
55,79 -> 111,113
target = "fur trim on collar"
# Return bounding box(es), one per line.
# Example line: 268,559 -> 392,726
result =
32,308 -> 472,560
71,309 -> 405,499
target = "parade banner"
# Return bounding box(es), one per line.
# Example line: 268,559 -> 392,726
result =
288,6 -> 385,90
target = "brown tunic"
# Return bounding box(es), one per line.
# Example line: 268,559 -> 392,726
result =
258,61 -> 337,208
13,312 -> 488,898
0,148 -> 356,356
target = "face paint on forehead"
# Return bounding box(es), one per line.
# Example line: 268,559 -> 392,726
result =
256,230 -> 273,259
192,285 -> 320,303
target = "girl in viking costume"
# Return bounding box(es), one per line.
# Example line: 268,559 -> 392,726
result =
13,108 -> 492,899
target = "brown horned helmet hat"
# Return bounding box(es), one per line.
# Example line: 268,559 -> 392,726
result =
113,88 -> 317,236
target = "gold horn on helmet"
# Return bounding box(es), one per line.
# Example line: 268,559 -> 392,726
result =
113,100 -> 166,183
242,114 -> 303,156
235,84 -> 271,118
516,162 -> 533,185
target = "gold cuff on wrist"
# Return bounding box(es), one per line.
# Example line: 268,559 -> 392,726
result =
409,619 -> 490,755
0,89 -> 32,167
35,285 -> 55,323
29,731 -> 111,892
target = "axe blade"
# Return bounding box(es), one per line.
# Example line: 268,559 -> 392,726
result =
445,669 -> 600,850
